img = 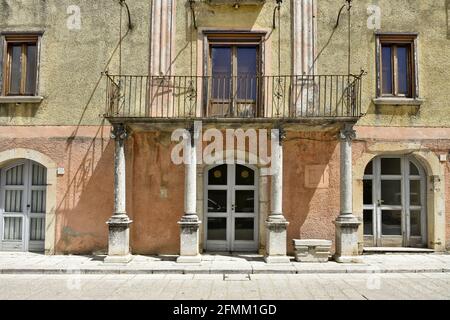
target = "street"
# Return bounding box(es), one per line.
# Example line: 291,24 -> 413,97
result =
0,273 -> 449,300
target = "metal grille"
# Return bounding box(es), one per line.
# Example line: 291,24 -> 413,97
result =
5,190 -> 23,213
31,190 -> 46,213
6,164 -> 24,186
32,164 -> 47,186
104,74 -> 363,119
29,218 -> 45,241
3,217 -> 22,241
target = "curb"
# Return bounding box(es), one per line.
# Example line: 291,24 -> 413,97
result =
1,267 -> 449,275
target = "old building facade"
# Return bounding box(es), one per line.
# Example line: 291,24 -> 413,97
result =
0,0 -> 449,262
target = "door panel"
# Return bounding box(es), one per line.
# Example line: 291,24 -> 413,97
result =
205,164 -> 258,252
363,156 -> 427,248
0,160 -> 47,252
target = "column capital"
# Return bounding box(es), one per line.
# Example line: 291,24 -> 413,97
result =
111,124 -> 128,141
339,123 -> 356,142
273,125 -> 286,146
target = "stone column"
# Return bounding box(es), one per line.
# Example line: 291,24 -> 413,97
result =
105,124 -> 133,263
265,128 -> 290,264
177,125 -> 202,263
334,123 -> 361,263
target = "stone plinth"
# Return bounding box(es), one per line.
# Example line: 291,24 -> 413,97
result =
293,239 -> 332,263
177,218 -> 202,264
334,216 -> 361,263
265,220 -> 290,264
104,214 -> 133,264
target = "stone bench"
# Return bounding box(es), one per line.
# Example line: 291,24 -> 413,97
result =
293,239 -> 332,263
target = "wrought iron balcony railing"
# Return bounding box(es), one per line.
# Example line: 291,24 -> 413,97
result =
104,74 -> 363,120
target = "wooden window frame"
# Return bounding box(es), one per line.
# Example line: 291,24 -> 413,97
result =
376,33 -> 419,99
0,33 -> 42,97
203,31 -> 265,117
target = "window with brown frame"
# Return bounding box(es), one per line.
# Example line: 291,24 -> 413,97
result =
205,33 -> 264,118
376,34 -> 418,98
2,34 -> 40,96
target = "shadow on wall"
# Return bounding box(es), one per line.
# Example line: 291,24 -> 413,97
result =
283,129 -> 340,255
129,131 -> 185,255
53,15 -> 137,254
55,125 -> 114,255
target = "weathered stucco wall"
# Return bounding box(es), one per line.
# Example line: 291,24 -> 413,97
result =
316,0 -> 450,127
0,0 -> 150,126
0,125 -> 114,254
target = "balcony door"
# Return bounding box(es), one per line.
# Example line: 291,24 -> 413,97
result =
0,160 -> 47,252
207,35 -> 261,118
363,156 -> 427,248
205,164 -> 259,252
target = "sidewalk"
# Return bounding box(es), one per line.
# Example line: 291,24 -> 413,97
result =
1,252 -> 449,275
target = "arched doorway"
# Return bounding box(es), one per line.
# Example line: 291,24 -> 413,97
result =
363,155 -> 427,248
204,164 -> 259,252
0,159 -> 47,252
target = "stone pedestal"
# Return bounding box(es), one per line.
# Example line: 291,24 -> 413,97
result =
104,214 -> 133,263
177,217 -> 202,263
334,216 -> 361,263
265,220 -> 290,264
293,239 -> 332,263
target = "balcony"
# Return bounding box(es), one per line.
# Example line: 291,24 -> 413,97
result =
104,74 -> 363,123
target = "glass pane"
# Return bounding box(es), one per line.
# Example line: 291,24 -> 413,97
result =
3,217 -> 23,240
6,164 -> 24,185
235,218 -> 254,241
207,218 -> 227,241
364,161 -> 373,175
235,165 -> 254,186
208,165 -> 227,186
211,46 -> 231,99
381,45 -> 393,94
207,190 -> 227,213
25,44 -> 37,95
382,210 -> 402,236
237,47 -> 257,100
410,210 -> 421,237
235,190 -> 254,213
410,161 -> 419,176
9,44 -> 23,94
410,180 -> 421,206
363,210 -> 373,235
381,180 -> 402,205
363,180 -> 373,205
31,190 -> 46,213
381,158 -> 401,175
30,218 -> 45,241
5,190 -> 23,213
397,46 -> 409,95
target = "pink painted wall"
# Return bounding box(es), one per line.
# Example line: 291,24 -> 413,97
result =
0,125 -> 448,254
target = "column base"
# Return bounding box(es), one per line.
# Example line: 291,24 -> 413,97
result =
334,214 -> 361,263
177,255 -> 202,264
104,254 -> 133,264
264,255 -> 291,264
265,219 -> 290,264
177,216 -> 202,264
105,214 -> 132,263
